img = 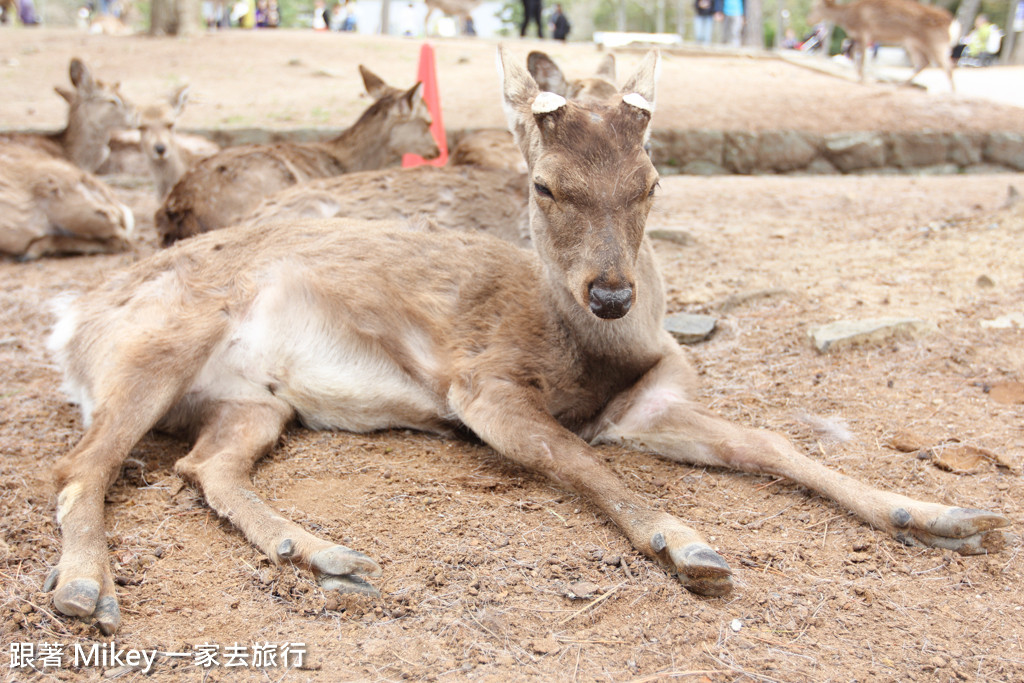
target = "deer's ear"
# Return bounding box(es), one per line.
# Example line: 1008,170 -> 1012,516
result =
619,50 -> 659,109
596,53 -> 616,82
402,81 -> 427,115
358,65 -> 390,100
497,46 -> 540,131
54,86 -> 74,103
170,85 -> 190,117
527,51 -> 568,96
69,58 -> 95,93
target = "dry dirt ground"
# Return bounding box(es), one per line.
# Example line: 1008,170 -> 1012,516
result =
2,28 -> 1024,683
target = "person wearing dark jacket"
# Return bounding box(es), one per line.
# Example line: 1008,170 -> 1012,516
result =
551,3 -> 570,41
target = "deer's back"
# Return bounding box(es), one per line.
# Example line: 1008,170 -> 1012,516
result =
157,142 -> 351,243
841,0 -> 952,39
242,165 -> 530,247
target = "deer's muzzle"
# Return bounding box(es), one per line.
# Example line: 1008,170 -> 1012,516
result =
588,283 -> 633,319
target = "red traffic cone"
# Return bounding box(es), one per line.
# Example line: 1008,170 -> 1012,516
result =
403,43 -> 448,168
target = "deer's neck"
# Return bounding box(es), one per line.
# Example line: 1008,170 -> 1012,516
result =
57,112 -> 111,172
153,153 -> 189,200
325,119 -> 396,172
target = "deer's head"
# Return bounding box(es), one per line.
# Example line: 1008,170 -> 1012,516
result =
499,47 -> 659,321
139,86 -> 189,164
358,65 -> 439,163
527,51 -> 620,106
56,58 -> 137,134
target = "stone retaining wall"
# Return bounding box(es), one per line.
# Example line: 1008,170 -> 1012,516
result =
650,130 -> 1024,176
188,127 -> 1024,176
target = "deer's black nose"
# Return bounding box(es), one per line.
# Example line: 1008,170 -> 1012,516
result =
589,284 -> 633,319
154,143 -> 167,157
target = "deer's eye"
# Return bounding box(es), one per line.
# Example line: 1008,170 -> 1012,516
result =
648,181 -> 659,198
534,182 -> 554,199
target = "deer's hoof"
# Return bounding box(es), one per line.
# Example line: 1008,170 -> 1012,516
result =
318,573 -> 381,597
669,543 -> 733,596
310,545 -> 382,578
892,507 -> 1012,555
52,577 -> 100,618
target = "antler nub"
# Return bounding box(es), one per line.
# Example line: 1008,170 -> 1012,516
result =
532,92 -> 567,115
622,92 -> 652,112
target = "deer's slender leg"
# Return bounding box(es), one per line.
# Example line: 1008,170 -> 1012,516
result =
49,381 -> 197,634
593,353 -> 1010,555
174,401 -> 382,595
451,378 -> 734,596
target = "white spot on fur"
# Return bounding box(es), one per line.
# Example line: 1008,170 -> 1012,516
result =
532,92 -> 567,115
47,294 -> 95,425
56,482 -> 84,526
796,412 -> 853,444
189,264 -> 441,433
622,93 -> 651,112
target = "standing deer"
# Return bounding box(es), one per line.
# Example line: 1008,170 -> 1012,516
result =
423,0 -> 481,35
156,66 -> 438,245
0,58 -> 136,173
45,48 -> 1009,635
0,145 -> 135,259
809,0 -> 959,91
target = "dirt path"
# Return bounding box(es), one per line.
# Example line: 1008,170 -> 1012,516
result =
1,29 -> 1023,683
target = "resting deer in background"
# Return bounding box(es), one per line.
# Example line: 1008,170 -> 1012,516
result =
0,58 -> 136,173
234,53 -> 623,250
101,85 -> 220,199
156,66 -> 438,245
0,145 -> 134,259
809,0 -> 959,91
45,48 -> 1009,635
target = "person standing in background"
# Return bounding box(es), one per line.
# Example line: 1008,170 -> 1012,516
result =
550,3 -> 569,41
716,0 -> 743,46
521,0 -> 543,38
694,0 -> 717,45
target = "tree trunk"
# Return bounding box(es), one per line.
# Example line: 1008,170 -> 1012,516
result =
954,0 -> 981,36
676,0 -> 691,39
774,0 -> 785,48
150,0 -> 199,35
379,0 -> 390,34
617,0 -> 626,31
656,0 -> 665,33
743,0 -> 763,47
1003,0 -> 1023,64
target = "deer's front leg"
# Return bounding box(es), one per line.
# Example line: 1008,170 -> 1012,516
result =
450,378 -> 733,596
593,354 -> 1011,555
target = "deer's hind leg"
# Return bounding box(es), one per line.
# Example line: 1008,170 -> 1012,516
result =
593,353 -> 1010,559
174,400 -> 382,597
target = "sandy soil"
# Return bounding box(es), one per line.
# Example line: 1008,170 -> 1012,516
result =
2,28 -> 1024,683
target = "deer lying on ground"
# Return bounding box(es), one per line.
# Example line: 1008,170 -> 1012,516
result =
234,130 -> 530,248
0,58 -> 136,173
45,48 -> 1009,635
231,53 -> 620,250
156,66 -> 438,244
0,145 -> 134,259
809,0 -> 958,91
100,86 -> 220,199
